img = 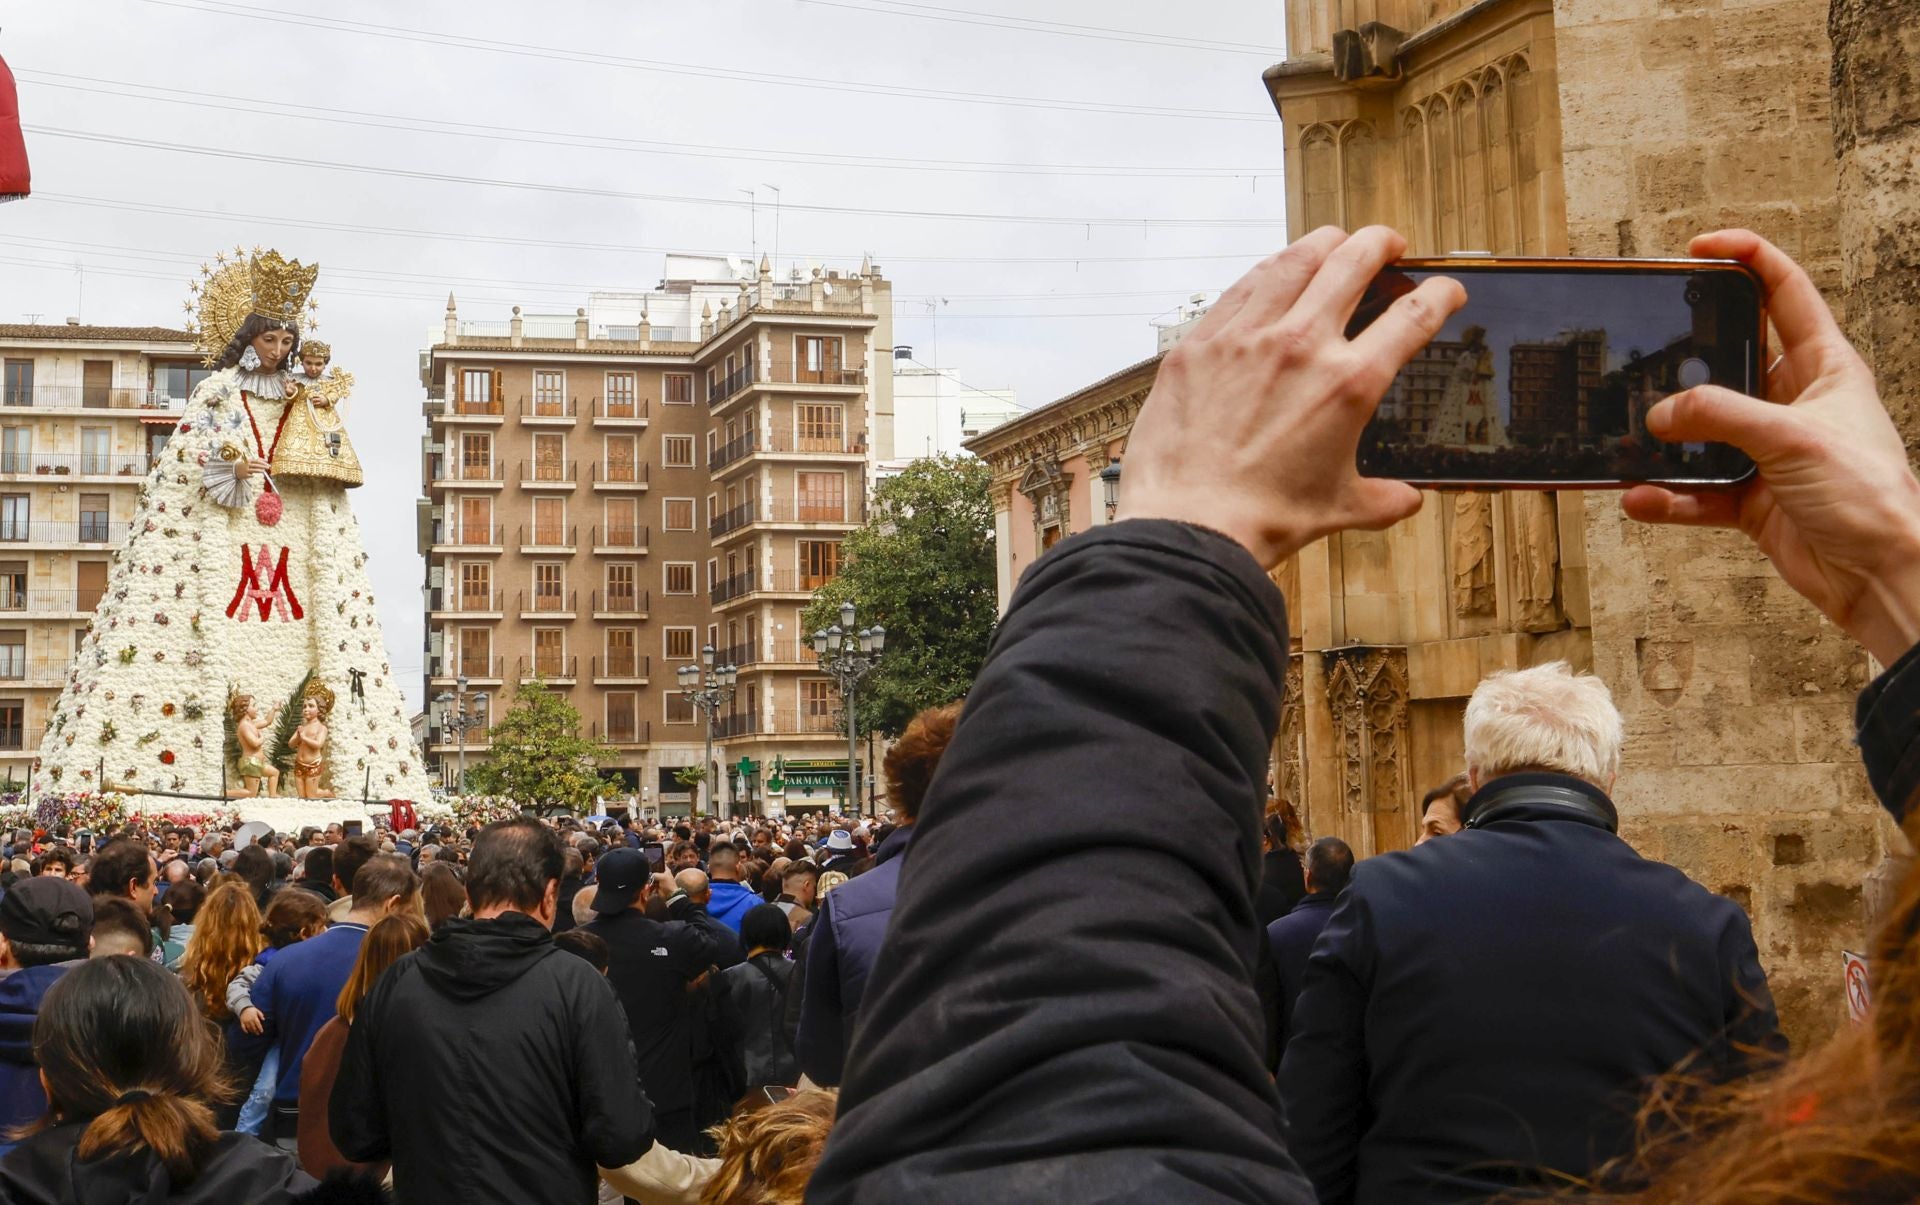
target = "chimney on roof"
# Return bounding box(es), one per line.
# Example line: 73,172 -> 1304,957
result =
444,293 -> 458,346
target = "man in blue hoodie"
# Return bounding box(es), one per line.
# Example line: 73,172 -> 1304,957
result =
703,842 -> 759,933
0,877 -> 93,1153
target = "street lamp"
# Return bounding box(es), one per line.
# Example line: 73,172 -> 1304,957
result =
435,677 -> 484,792
677,647 -> 737,819
813,600 -> 885,815
1100,457 -> 1123,521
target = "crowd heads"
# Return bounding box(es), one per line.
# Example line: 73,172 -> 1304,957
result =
1464,660 -> 1623,790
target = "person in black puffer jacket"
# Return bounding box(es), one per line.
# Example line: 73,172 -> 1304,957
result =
0,954 -> 386,1205
719,904 -> 799,1089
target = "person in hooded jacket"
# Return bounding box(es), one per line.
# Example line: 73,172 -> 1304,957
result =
795,701 -> 959,1086
0,877 -> 93,1156
0,954 -> 385,1205
332,817 -> 717,1204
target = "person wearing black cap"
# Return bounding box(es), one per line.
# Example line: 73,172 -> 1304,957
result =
0,876 -> 93,1155
583,846 -> 719,1156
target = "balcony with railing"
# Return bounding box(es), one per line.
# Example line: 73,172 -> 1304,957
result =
428,588 -> 505,620
710,568 -> 827,608
0,453 -> 152,479
704,362 -> 757,408
709,428 -> 865,474
432,655 -> 504,684
591,718 -> 652,748
519,459 -> 578,490
592,653 -> 651,685
711,497 -> 861,541
517,524 -> 577,554
1,385 -> 178,412
709,499 -> 756,539
517,589 -> 576,620
712,707 -> 841,738
430,460 -> 505,489
590,589 -> 650,619
591,524 -> 648,555
0,520 -> 131,547
437,396 -> 505,423
589,461 -> 650,490
428,524 -> 504,553
0,588 -> 107,617
712,710 -> 760,739
516,655 -> 578,685
591,396 -> 651,427
722,639 -> 817,668
518,396 -> 578,424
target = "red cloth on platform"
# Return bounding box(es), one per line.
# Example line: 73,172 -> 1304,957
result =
0,55 -> 30,200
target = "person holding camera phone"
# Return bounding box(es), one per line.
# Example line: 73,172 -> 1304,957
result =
804,226 -> 1920,1203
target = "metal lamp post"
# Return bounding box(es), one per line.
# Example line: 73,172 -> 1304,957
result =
434,674 -> 484,792
813,600 -> 885,815
677,647 -> 737,819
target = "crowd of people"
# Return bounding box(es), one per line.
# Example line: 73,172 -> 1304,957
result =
0,227 -> 1911,1203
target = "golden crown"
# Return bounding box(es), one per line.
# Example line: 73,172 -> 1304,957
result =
185,246 -> 322,367
303,679 -> 337,719
302,339 -> 331,359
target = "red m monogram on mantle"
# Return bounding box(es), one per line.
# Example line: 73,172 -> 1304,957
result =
226,545 -> 304,622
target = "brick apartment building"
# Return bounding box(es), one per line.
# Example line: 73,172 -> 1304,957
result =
0,323 -> 201,784
418,254 -> 895,817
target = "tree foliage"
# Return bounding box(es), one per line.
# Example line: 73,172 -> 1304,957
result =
801,455 -> 996,738
465,680 -> 625,809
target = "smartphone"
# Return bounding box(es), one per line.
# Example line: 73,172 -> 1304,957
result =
1346,257 -> 1766,488
642,841 -> 665,869
342,820 -> 364,838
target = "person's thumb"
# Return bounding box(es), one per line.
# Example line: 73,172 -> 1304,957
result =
1646,386 -> 1796,460
1334,475 -> 1424,534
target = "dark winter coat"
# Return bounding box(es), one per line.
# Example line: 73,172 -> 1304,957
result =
1254,849 -> 1306,926
807,522 -> 1317,1203
1263,890 -> 1341,1048
330,912 -> 654,1205
1277,773 -> 1786,1205
794,824 -> 913,1086
0,962 -> 80,1156
582,897 -> 718,1117
720,952 -> 798,1088
0,1120 -> 388,1205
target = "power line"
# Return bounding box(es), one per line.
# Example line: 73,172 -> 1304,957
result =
26,126 -> 1287,231
793,0 -> 1281,55
36,192 -> 1282,266
17,71 -> 1279,182
133,0 -> 1273,124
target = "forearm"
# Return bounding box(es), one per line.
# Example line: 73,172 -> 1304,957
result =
811,521 -> 1310,1200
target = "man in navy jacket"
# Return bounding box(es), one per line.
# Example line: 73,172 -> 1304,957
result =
1265,836 -> 1352,1051
807,227 -> 1920,1204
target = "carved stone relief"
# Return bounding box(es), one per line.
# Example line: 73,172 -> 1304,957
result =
1324,646 -> 1410,818
1450,492 -> 1497,618
1508,491 -> 1562,631
1278,655 -> 1306,817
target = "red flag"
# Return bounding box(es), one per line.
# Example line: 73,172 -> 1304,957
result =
0,54 -> 29,202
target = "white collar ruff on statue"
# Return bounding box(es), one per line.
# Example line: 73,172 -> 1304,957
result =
233,367 -> 289,399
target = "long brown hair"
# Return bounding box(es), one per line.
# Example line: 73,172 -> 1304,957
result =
698,1088 -> 838,1205
336,912 -> 428,1026
177,883 -> 263,1021
419,860 -> 468,931
259,888 -> 327,949
33,956 -> 234,1184
1567,833 -> 1920,1202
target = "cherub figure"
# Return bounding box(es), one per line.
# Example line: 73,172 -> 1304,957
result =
291,680 -> 334,799
230,692 -> 281,798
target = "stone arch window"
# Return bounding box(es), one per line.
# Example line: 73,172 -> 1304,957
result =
1016,458 -> 1072,555
1506,54 -> 1543,252
1401,106 -> 1430,252
1401,51 -> 1544,257
1341,120 -> 1380,229
1425,94 -> 1458,252
1302,123 -> 1342,231
1298,119 -> 1380,234
1481,65 -> 1516,253
1453,83 -> 1488,251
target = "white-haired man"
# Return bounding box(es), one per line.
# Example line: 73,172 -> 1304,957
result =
1277,661 -> 1784,1205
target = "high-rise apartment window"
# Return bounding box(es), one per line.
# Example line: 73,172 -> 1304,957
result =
78,494 -> 110,542
606,628 -> 637,677
795,335 -> 843,382
0,562 -> 23,610
664,627 -> 695,661
605,373 -> 636,416
799,540 -> 841,590
605,497 -> 638,545
664,691 -> 695,724
533,371 -> 566,414
1,361 -> 32,408
460,368 -> 495,404
75,562 -> 106,612
533,563 -> 564,610
459,496 -> 493,544
0,700 -> 21,750
459,562 -> 491,610
532,628 -> 565,677
663,498 -> 694,531
460,433 -> 493,479
1,429 -> 30,475
79,428 -> 110,476
604,435 -> 637,482
796,472 -> 845,522
606,563 -> 638,609
663,562 -> 694,595
662,435 -> 694,467
0,496 -> 28,542
459,628 -> 491,677
531,433 -> 565,481
802,679 -> 836,728
796,404 -> 844,450
154,363 -> 211,406
664,373 -> 693,405
532,497 -> 565,545
607,692 -> 638,742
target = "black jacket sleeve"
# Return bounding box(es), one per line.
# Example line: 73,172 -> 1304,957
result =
572,967 -> 655,1169
794,893 -> 846,1086
1275,892 -> 1377,1205
1857,640 -> 1920,824
328,965 -> 395,1164
808,521 -> 1315,1204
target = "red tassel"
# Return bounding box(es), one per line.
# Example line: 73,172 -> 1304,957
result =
255,490 -> 283,527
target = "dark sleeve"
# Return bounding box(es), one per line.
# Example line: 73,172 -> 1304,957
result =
1714,905 -> 1788,1073
663,900 -> 718,980
252,957 -> 280,1039
328,970 -> 392,1163
781,926 -> 810,1049
1856,640 -> 1920,823
793,895 -> 845,1086
1276,892 -> 1377,1205
809,521 -> 1314,1203
571,966 -> 655,1168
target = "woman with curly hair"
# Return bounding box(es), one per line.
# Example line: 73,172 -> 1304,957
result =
698,1088 -> 836,1205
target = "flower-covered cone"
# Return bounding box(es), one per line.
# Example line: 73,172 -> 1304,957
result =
34,367 -> 430,804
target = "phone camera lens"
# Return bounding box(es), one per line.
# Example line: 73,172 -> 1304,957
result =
1684,284 -> 1704,306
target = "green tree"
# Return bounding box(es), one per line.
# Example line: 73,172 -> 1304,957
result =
802,455 -> 996,737
465,680 -> 625,809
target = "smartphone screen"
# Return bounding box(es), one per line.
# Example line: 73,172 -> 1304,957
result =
642,842 -> 665,869
342,820 -> 363,838
1346,259 -> 1765,487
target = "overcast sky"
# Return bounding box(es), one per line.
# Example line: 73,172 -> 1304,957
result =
0,0 -> 1290,708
